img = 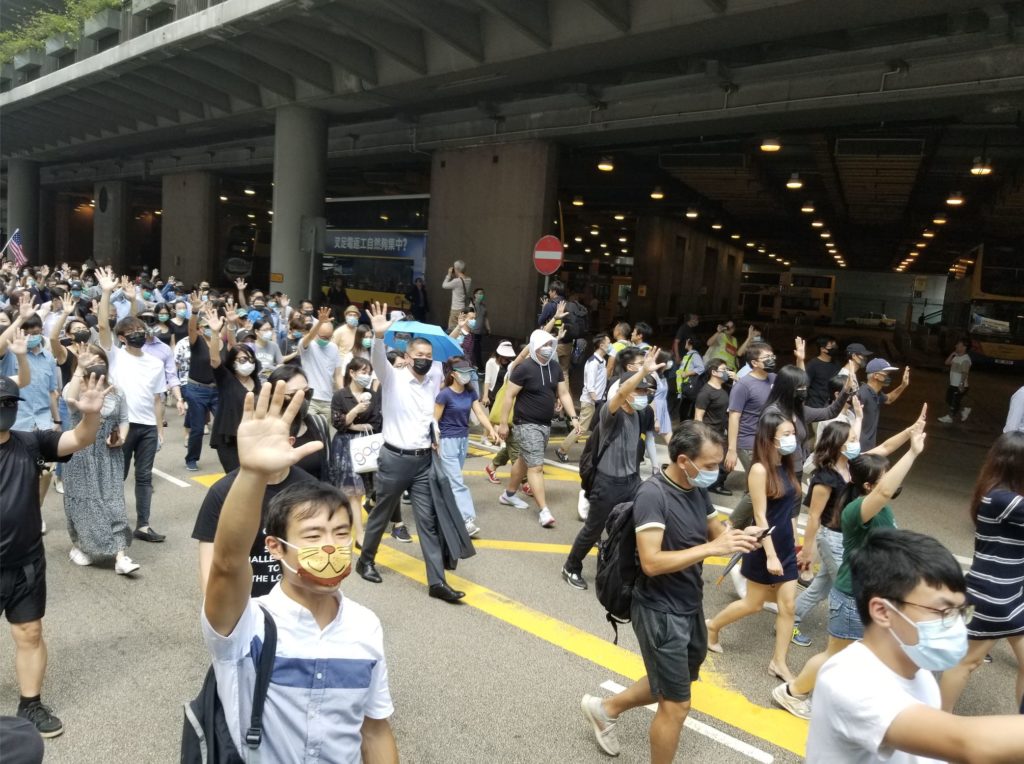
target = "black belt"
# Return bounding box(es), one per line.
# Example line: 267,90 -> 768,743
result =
187,378 -> 217,388
384,443 -> 431,457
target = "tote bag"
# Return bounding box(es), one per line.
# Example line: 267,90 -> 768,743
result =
349,433 -> 385,474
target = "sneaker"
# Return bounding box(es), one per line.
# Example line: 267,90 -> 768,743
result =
185,460 -> 198,471
580,694 -> 619,756
555,449 -> 569,464
937,415 -> 954,424
115,556 -> 141,575
390,524 -> 412,543
729,565 -> 747,597
577,489 -> 590,521
499,492 -> 529,510
791,627 -> 812,647
763,601 -> 779,614
40,520 -> 47,536
484,464 -> 501,484
68,547 -> 92,566
521,482 -> 534,497
54,478 -> 64,495
771,683 -> 811,720
204,424 -> 210,435
960,407 -> 972,422
401,490 -> 412,504
538,507 -> 556,528
562,566 -> 587,590
17,701 -> 63,738
464,519 -> 481,538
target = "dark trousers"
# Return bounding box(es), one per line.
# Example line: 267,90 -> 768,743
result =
471,334 -> 487,370
216,441 -> 240,473
184,384 -> 218,464
358,447 -> 446,586
678,396 -> 696,422
122,423 -> 158,529
565,471 -> 641,574
946,385 -> 967,415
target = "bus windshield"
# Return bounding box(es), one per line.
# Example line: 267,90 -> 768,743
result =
970,300 -> 1024,339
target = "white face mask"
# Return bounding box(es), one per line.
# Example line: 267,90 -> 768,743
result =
260,330 -> 274,342
235,361 -> 255,377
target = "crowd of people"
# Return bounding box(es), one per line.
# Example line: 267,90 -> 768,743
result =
1,257 -> 1023,763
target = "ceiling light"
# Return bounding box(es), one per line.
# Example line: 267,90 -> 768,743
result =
600,242 -> 608,248
154,210 -> 162,216
946,191 -> 964,206
970,157 -> 992,176
820,231 -> 831,239
922,230 -> 934,238
562,242 -> 568,248
833,254 -> 842,259
811,220 -> 824,228
786,173 -> 803,190
243,188 -> 256,196
379,214 -> 389,221
584,247 -> 591,253
783,260 -> 791,266
915,242 -> 927,248
650,186 -> 665,200
839,263 -> 846,268
685,207 -> 699,219
219,195 -> 228,202
597,156 -> 614,172
769,254 -> 777,259
932,213 -> 948,225
730,233 -> 741,240
247,213 -> 255,219
618,236 -> 627,242
621,248 -> 628,254
757,248 -> 766,254
760,137 -> 782,152
574,236 -> 583,243
613,214 -> 625,221
590,229 -> 599,236
711,222 -> 723,230
572,196 -> 584,207
800,201 -> 815,213
746,241 -> 756,248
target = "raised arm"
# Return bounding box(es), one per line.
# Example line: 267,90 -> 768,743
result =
367,302 -> 396,389
860,420 -> 926,523
48,293 -> 74,364
96,266 -> 118,350
885,367 -> 910,404
868,403 -> 925,457
204,308 -> 224,368
234,278 -> 248,308
57,373 -> 111,456
8,330 -> 30,389
301,307 -> 332,350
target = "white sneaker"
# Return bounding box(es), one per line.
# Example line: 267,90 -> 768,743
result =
54,478 -> 64,495
577,490 -> 590,521
581,694 -> 620,756
464,520 -> 481,538
763,601 -> 779,613
960,407 -> 971,422
729,565 -> 747,597
937,415 -> 954,424
69,547 -> 92,566
115,556 -> 140,575
538,507 -> 556,528
41,520 -> 47,536
499,492 -> 529,510
772,682 -> 812,720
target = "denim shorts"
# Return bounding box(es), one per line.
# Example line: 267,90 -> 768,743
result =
513,423 -> 550,468
828,588 -> 864,641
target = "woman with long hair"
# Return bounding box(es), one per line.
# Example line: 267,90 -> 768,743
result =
940,431 -> 1024,712
266,364 -> 330,481
206,308 -> 260,472
706,409 -> 802,680
62,345 -> 139,575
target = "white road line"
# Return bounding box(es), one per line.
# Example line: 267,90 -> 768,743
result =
152,468 -> 191,488
599,680 -> 774,763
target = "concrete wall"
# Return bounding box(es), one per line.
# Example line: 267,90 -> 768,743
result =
161,172 -> 216,286
93,180 -> 129,272
426,141 -> 559,340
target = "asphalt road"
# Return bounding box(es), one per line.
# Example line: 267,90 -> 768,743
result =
1,362 -> 1019,763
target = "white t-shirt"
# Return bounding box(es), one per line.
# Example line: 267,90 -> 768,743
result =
806,641 -> 943,764
948,353 -> 971,388
107,345 -> 167,425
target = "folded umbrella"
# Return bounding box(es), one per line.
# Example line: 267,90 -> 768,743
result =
429,456 -> 476,570
384,320 -> 464,362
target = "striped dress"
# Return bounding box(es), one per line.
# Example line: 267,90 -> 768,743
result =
966,489 -> 1024,639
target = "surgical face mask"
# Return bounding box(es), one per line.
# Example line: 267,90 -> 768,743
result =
877,374 -> 892,386
260,330 -> 274,342
234,360 -> 255,377
124,332 -> 147,349
354,374 -> 373,389
411,357 -> 433,376
26,334 -> 44,349
0,403 -> 17,432
315,338 -> 331,348
268,300 -> 278,309
203,328 -> 213,339
884,600 -> 969,671
361,338 -> 373,349
536,346 -> 555,362
71,290 -> 82,299
760,356 -> 776,371
142,290 -> 153,300
27,279 -> 36,288
72,330 -> 90,343
455,371 -> 473,385
291,330 -> 303,339
345,315 -> 359,327
158,314 -> 169,323
684,456 -> 719,489
842,442 -> 862,460
467,319 -> 477,330
273,537 -> 352,588
176,309 -> 188,319
777,433 -> 797,455
631,395 -> 649,411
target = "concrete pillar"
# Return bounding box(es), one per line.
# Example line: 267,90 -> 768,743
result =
161,172 -> 216,287
270,106 -> 327,298
93,180 -> 129,272
5,159 -> 40,264
427,141 -> 559,340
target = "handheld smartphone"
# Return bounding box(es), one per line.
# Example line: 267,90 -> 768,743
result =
756,525 -> 776,541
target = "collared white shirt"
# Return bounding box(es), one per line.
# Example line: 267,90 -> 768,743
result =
581,353 -> 608,404
371,338 -> 442,449
202,584 -> 393,764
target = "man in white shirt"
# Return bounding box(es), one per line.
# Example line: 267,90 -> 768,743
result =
807,527 -> 1024,763
299,307 -> 343,421
97,267 -> 168,542
202,384 -> 397,763
441,260 -> 472,331
354,302 -> 465,602
1005,385 -> 1024,433
556,332 -> 609,462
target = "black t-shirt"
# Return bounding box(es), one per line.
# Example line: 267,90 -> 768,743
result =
56,346 -> 77,388
168,320 -> 189,345
803,466 -> 850,530
0,431 -> 70,568
191,466 -> 317,597
631,470 -> 717,615
674,323 -> 697,349
805,357 -> 841,408
188,336 -> 215,384
331,388 -> 382,433
293,413 -> 330,481
695,384 -> 729,431
509,358 -> 563,425
211,363 -> 260,447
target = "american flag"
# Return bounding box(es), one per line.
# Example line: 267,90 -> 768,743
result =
6,230 -> 27,268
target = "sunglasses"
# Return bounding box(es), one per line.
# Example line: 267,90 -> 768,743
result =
283,388 -> 314,403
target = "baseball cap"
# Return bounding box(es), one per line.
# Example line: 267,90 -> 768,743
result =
68,280 -> 83,291
619,372 -> 657,391
450,358 -> 474,372
845,342 -> 874,357
866,359 -> 899,375
0,377 -> 25,402
235,328 -> 255,343
496,341 -> 516,358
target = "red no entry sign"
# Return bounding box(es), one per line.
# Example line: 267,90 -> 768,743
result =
533,235 -> 564,276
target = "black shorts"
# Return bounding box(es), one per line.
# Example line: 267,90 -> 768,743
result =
0,556 -> 47,624
631,600 -> 707,702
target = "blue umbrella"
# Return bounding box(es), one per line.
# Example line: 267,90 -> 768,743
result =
384,320 -> 464,361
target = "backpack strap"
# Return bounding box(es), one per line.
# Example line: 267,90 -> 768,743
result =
244,606 -> 277,758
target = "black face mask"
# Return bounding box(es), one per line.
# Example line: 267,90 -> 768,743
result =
794,388 -> 809,402
124,332 -> 147,348
760,358 -> 776,371
85,364 -> 108,379
824,346 -> 837,356
0,404 -> 17,432
72,330 -> 90,343
411,358 -> 433,376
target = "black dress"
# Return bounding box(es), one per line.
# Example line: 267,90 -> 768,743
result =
210,363 -> 260,472
741,465 -> 799,585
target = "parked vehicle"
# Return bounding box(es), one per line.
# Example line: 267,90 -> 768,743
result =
845,311 -> 897,329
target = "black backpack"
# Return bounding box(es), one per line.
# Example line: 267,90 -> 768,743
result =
594,500 -> 640,644
181,607 -> 277,764
561,301 -> 589,340
577,417 -> 607,497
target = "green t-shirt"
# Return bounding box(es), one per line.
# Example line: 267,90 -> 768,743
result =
833,495 -> 896,596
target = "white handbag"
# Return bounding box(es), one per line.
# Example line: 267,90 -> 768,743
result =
349,433 -> 384,474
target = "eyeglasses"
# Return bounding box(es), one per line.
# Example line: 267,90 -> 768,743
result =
283,388 -> 314,403
892,599 -> 975,628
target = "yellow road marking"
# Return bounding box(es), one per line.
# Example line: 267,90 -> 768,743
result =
463,469 -> 579,483
467,537 -> 731,567
192,473 -> 226,487
375,545 -> 807,756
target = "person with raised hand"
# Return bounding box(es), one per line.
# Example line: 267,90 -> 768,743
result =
202,382 -> 398,763
354,301 -> 466,603
299,306 -> 342,422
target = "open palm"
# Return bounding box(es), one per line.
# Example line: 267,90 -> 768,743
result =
237,383 -> 322,474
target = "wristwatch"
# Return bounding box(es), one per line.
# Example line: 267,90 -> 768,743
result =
53,419 -> 62,425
